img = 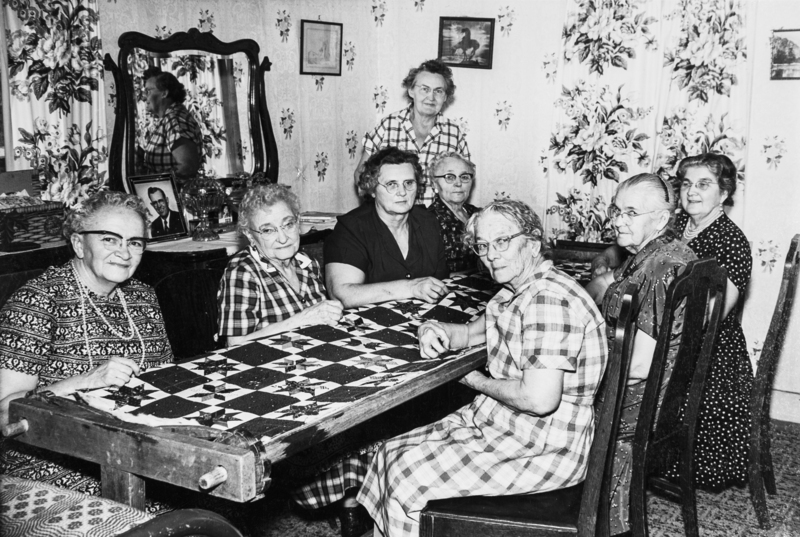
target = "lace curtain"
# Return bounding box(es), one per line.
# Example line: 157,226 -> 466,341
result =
543,0 -> 749,243
3,0 -> 108,207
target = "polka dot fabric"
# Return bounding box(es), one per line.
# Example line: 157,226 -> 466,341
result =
674,212 -> 754,489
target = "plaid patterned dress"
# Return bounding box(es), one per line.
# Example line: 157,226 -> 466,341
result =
362,107 -> 470,206
217,247 -> 369,509
357,261 -> 607,537
141,102 -> 204,174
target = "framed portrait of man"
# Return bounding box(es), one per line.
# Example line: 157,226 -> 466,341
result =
129,173 -> 188,242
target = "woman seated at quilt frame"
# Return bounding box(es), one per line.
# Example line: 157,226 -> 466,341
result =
217,184 -> 374,531
427,151 -> 480,273
0,191 -> 172,495
325,147 -> 449,309
589,173 -> 697,535
356,199 -> 609,537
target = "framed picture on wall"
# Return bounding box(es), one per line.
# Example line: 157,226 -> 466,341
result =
771,29 -> 800,79
300,20 -> 343,76
129,173 -> 188,242
438,17 -> 495,70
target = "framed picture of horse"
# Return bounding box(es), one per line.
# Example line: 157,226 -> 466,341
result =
437,17 -> 495,70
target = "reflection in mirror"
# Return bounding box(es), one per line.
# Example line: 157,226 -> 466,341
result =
128,48 -> 252,179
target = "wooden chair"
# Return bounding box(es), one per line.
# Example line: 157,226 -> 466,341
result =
153,267 -> 225,360
419,285 -> 639,537
629,258 -> 727,537
749,234 -> 800,529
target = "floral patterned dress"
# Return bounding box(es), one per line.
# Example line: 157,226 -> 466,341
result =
601,232 -> 697,535
672,212 -> 753,489
428,196 -> 480,273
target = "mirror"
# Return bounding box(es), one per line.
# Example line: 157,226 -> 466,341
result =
105,28 -> 279,192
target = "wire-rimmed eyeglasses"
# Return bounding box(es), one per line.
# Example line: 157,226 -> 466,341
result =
249,218 -> 299,239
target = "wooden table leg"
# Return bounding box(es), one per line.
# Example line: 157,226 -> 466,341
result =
101,465 -> 146,511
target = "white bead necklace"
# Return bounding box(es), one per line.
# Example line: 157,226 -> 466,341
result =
683,206 -> 723,242
71,262 -> 146,369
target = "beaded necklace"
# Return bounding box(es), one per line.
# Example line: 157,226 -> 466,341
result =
683,206 -> 723,242
71,261 -> 145,369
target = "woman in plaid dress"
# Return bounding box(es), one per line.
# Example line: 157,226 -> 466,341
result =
357,199 -> 608,537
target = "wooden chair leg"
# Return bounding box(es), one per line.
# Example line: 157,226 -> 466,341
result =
761,435 -> 777,495
749,463 -> 772,530
629,469 -> 649,537
678,457 -> 699,537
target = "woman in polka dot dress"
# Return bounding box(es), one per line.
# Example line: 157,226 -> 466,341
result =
672,153 -> 753,489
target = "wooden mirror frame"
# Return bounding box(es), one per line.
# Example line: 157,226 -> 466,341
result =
104,28 -> 279,192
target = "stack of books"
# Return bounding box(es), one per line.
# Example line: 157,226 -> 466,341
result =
300,211 -> 340,234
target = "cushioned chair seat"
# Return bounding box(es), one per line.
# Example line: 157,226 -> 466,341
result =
422,483 -> 584,535
0,475 -> 153,537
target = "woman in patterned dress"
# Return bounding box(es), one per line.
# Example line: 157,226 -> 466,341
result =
0,190 -> 172,495
357,199 -> 608,537
427,152 -> 480,273
591,154 -> 753,491
590,174 -> 697,535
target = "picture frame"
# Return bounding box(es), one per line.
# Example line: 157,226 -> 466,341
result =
771,29 -> 800,80
300,20 -> 343,76
437,17 -> 495,70
128,173 -> 188,242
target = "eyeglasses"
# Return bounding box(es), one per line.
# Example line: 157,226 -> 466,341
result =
471,232 -> 526,257
377,179 -> 417,194
79,230 -> 147,254
433,173 -> 474,184
680,179 -> 716,192
414,84 -> 446,98
606,205 -> 661,224
249,218 -> 299,239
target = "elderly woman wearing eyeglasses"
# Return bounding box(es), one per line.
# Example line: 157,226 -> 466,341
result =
591,154 -> 753,496
353,59 -> 470,207
0,191 -> 172,493
217,183 -> 343,347
357,199 -> 608,537
326,147 -> 449,309
428,151 -> 480,273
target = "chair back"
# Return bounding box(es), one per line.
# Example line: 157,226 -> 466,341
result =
751,235 -> 800,454
630,258 -> 726,523
153,267 -> 224,359
577,285 -> 638,537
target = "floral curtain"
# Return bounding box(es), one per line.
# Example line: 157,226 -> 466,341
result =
543,0 -> 749,243
4,0 -> 108,207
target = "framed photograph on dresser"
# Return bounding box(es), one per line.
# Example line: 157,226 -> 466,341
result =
129,173 -> 188,242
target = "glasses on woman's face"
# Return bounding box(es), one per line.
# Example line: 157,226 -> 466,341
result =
679,179 -> 716,192
471,232 -> 525,257
249,218 -> 299,240
433,173 -> 474,184
79,230 -> 147,255
414,84 -> 446,99
607,205 -> 660,224
377,179 -> 417,195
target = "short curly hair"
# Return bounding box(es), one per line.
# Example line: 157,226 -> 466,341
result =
463,199 -> 547,257
143,67 -> 188,104
402,59 -> 456,110
429,151 -> 476,177
676,153 -> 737,206
237,183 -> 301,234
357,147 -> 423,198
62,190 -> 148,239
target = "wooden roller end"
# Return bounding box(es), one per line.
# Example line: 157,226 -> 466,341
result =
1,419 -> 29,438
198,466 -> 228,490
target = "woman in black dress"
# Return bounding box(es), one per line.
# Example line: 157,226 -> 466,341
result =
591,153 -> 753,489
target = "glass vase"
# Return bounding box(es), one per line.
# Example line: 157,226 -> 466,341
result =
181,176 -> 228,241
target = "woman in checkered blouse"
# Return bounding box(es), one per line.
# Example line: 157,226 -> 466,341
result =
137,67 -> 203,180
356,199 -> 608,537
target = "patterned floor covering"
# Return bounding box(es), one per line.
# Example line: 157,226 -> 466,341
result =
247,421 -> 800,537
